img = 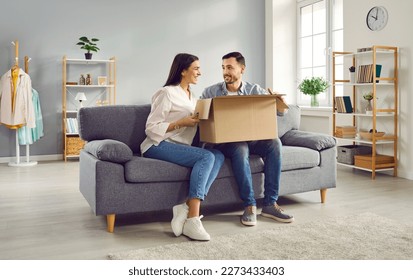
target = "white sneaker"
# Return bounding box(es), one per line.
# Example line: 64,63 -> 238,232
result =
182,215 -> 211,241
171,203 -> 188,237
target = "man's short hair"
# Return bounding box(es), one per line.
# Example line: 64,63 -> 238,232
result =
222,52 -> 245,66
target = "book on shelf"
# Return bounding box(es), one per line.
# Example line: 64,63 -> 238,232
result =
356,64 -> 382,83
335,97 -> 343,113
375,64 -> 382,82
65,118 -> 79,134
342,96 -> 353,113
335,96 -> 353,113
65,118 -> 71,133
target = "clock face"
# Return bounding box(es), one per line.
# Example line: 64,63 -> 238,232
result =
366,6 -> 388,31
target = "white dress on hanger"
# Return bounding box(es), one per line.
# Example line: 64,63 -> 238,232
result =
0,68 -> 35,129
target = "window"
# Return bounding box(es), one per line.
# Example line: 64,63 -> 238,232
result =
297,0 -> 343,107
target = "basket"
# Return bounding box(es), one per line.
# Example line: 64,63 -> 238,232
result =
354,154 -> 394,169
359,131 -> 385,140
337,145 -> 372,165
66,136 -> 85,156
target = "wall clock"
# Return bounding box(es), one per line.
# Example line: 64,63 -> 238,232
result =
366,6 -> 388,31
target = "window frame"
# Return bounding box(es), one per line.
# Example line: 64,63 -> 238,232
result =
297,0 -> 342,107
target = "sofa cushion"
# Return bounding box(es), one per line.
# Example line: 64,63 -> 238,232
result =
125,156 -> 191,183
281,130 -> 336,151
125,145 -> 320,183
125,155 -> 265,183
281,146 -> 320,171
84,139 -> 133,163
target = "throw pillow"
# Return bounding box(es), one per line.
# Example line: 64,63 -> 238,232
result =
84,139 -> 133,163
281,130 -> 336,151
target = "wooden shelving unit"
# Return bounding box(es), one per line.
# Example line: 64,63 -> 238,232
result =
62,56 -> 116,160
332,46 -> 398,179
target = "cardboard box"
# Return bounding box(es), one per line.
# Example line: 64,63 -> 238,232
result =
354,154 -> 394,169
195,95 -> 278,144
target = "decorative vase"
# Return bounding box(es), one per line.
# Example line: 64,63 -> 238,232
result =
365,99 -> 373,114
311,95 -> 319,107
79,74 -> 86,85
85,53 -> 92,60
349,72 -> 356,83
86,74 -> 92,85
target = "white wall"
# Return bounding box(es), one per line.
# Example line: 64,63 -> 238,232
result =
344,0 -> 413,180
265,0 -> 297,104
0,0 -> 266,160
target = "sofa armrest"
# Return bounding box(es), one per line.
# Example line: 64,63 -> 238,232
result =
281,130 -> 336,151
79,150 -> 127,215
84,139 -> 133,163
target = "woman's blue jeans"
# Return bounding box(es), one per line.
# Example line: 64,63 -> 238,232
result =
215,139 -> 282,207
143,141 -> 225,201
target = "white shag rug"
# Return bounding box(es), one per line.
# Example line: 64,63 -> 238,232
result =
108,213 -> 413,260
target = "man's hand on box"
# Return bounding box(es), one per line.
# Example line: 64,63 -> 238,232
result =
267,88 -> 289,114
277,96 -> 289,114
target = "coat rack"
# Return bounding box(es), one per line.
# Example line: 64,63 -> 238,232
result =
8,40 -> 37,167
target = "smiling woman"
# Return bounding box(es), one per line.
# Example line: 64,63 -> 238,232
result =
140,53 -> 225,242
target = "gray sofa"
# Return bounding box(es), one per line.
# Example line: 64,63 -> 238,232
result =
78,104 -> 336,232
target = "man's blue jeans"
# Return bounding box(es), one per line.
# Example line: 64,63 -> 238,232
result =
144,141 -> 225,201
215,139 -> 282,207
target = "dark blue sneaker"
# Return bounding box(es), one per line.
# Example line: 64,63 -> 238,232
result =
261,203 -> 294,223
241,206 -> 257,226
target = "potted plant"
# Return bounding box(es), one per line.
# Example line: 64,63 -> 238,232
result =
349,66 -> 356,83
363,93 -> 373,101
363,93 -> 374,114
298,77 -> 329,107
76,36 -> 100,60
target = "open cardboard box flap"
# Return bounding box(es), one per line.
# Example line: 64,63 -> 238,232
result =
195,92 -> 288,119
195,98 -> 212,120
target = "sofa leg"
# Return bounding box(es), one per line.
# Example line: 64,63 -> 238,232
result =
320,189 -> 327,203
107,214 -> 116,233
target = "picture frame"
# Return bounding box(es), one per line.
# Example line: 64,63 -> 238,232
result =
98,76 -> 107,85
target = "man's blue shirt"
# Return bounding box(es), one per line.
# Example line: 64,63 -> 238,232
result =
201,81 -> 267,99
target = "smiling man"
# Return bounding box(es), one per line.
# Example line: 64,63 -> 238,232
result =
202,52 -> 267,97
201,51 -> 294,227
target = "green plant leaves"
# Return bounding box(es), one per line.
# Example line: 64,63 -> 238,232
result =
298,77 -> 329,96
76,37 -> 100,53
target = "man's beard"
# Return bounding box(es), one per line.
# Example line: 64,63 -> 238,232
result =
224,75 -> 235,84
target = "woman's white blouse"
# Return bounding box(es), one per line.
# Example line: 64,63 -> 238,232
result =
140,85 -> 197,154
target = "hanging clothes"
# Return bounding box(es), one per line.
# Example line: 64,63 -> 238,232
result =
18,88 -> 44,145
0,68 -> 35,129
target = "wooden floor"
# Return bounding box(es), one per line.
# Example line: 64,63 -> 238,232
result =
0,161 -> 412,260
